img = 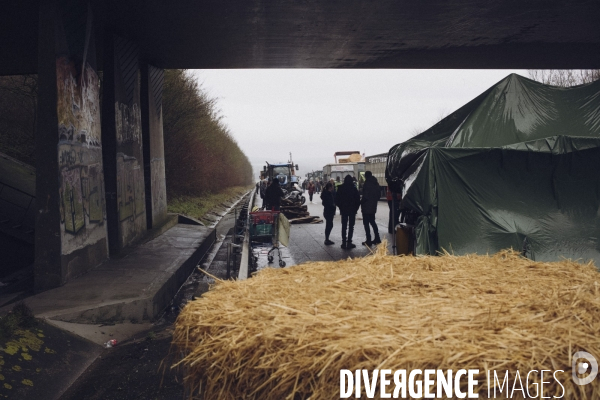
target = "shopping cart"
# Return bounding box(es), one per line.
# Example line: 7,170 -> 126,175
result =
248,210 -> 286,268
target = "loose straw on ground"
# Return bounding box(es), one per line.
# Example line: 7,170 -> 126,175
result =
172,242 -> 600,399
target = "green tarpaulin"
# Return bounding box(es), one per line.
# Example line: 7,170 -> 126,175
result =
386,74 -> 600,264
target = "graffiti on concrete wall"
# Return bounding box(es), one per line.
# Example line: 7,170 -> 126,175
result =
56,57 -> 107,253
117,154 -> 146,221
82,163 -> 103,223
115,100 -> 146,246
151,158 -> 167,222
116,102 -> 142,145
61,168 -> 84,234
57,58 -> 101,146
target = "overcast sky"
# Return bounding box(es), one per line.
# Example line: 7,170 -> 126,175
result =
192,69 -> 528,179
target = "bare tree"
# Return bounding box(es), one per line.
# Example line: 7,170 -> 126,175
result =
408,108 -> 451,138
163,70 -> 253,195
528,70 -> 600,87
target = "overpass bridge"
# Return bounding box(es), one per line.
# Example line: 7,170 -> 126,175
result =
1,0 -> 599,292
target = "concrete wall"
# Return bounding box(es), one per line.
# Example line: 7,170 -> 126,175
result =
36,1 -> 108,291
102,35 -> 148,253
34,1 -> 169,290
141,65 -> 168,229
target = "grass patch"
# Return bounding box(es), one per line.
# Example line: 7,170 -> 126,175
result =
167,186 -> 252,221
0,302 -> 36,342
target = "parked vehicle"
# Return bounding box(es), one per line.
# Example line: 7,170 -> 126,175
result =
322,151 -> 365,189
364,152 -> 388,198
261,154 -> 300,192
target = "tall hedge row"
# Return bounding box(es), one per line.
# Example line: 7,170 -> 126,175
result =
162,70 -> 253,196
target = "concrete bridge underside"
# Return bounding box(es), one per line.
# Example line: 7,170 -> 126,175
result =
2,0 -> 600,292
3,0 -> 600,75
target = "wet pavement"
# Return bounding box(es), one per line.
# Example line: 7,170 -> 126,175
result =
253,195 -> 394,271
57,192 -> 253,400
0,320 -> 102,400
53,192 -> 397,400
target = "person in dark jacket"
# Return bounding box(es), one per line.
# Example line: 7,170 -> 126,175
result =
260,179 -> 269,209
259,180 -> 267,198
335,175 -> 361,249
264,178 -> 284,211
320,182 -> 336,245
360,171 -> 382,246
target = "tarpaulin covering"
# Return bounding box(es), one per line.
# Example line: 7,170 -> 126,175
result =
386,74 -> 600,263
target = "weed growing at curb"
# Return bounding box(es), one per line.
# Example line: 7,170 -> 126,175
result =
0,302 -> 36,342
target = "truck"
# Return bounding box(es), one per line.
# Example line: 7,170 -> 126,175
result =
364,152 -> 388,198
322,151 -> 365,188
260,154 -> 300,192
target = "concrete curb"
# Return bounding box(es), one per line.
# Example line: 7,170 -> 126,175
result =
19,224 -> 216,326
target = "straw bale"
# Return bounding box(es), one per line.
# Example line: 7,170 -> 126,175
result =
172,243 -> 600,399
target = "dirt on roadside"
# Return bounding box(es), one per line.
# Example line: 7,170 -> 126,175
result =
59,315 -> 185,400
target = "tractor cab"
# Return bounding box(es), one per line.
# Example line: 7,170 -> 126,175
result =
262,159 -> 299,192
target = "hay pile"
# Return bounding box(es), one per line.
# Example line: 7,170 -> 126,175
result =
172,244 -> 600,399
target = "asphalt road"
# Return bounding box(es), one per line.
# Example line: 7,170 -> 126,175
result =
254,195 -> 394,270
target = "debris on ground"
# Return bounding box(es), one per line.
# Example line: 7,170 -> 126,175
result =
280,201 -> 323,224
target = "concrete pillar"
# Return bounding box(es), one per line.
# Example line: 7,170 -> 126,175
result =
101,34 -> 147,254
140,64 -> 168,229
35,1 -> 108,291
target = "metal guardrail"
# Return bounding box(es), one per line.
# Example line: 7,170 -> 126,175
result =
226,242 -> 242,279
237,188 -> 255,280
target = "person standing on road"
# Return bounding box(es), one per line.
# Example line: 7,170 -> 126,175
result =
335,175 -> 361,249
308,180 -> 315,203
265,178 -> 284,210
259,179 -> 268,209
320,182 -> 336,245
315,180 -> 321,194
360,171 -> 382,246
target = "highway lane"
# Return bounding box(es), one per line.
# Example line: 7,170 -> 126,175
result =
253,197 -> 394,271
